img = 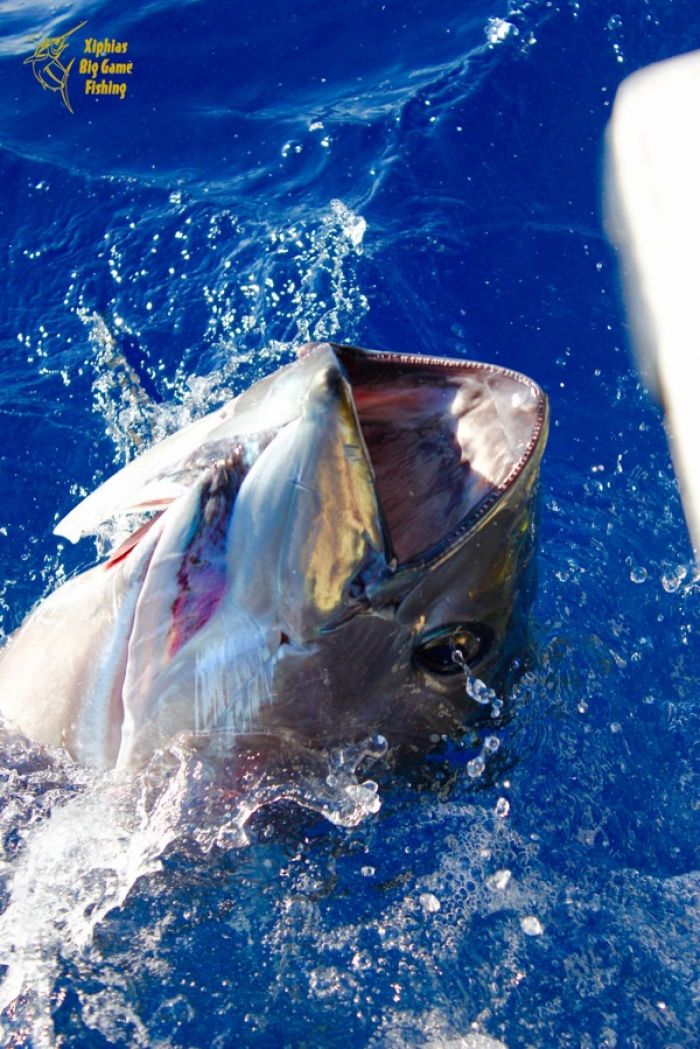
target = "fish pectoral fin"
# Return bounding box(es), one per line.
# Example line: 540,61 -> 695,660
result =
116,606 -> 280,771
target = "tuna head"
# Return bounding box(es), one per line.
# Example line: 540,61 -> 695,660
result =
0,343 -> 548,770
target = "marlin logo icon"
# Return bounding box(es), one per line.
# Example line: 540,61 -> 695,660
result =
24,21 -> 86,114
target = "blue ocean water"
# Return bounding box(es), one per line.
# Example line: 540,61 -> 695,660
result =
0,0 -> 698,1045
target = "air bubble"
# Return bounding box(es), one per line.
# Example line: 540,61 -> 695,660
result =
467,756 -> 485,779
661,565 -> 687,593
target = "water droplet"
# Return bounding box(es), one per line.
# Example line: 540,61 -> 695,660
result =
495,797 -> 510,819
467,755 -> 485,779
351,950 -> 372,971
487,869 -> 512,891
485,17 -> 517,45
466,676 -> 496,706
419,892 -> 441,913
661,564 -> 687,593
521,915 -> 544,936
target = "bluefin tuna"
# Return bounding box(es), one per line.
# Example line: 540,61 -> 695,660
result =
0,343 -> 548,770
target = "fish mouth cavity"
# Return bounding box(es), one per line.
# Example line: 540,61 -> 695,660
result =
328,342 -> 549,571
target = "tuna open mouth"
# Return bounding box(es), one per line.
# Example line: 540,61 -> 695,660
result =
332,344 -> 549,567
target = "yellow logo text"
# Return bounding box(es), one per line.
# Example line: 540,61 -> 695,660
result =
25,23 -> 134,111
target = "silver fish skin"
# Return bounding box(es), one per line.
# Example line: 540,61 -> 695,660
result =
0,343 -> 548,770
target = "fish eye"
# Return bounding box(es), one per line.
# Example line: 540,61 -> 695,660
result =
413,622 -> 493,677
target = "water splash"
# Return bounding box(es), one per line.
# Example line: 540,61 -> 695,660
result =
70,198 -> 370,560
0,189 -> 380,1040
202,198 -> 369,351
0,730 -> 387,1044
79,308 -> 246,463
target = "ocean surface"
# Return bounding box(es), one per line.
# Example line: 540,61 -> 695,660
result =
0,1 -> 698,1046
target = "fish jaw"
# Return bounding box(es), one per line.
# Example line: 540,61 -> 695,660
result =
253,346 -> 549,748
256,450 -> 546,749
329,343 -> 548,568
